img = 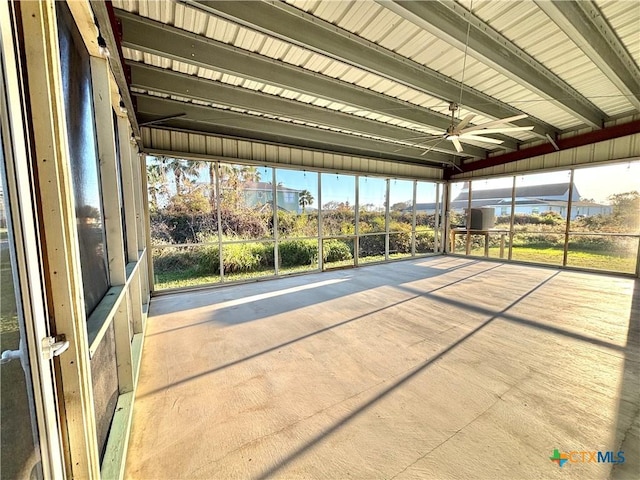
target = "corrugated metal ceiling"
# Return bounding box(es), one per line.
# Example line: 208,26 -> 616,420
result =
111,0 -> 640,171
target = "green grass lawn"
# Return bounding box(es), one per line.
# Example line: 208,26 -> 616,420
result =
155,251 -> 424,290
154,263 -> 323,290
154,245 -> 637,290
1,250 -> 19,334
469,246 -> 636,274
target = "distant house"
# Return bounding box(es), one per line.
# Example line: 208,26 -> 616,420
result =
414,182 -> 611,219
243,182 -> 302,212
451,182 -> 611,219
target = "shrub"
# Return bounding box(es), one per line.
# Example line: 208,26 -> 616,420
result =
415,231 -> 435,252
359,234 -> 385,257
415,212 -> 439,228
279,239 -> 318,267
568,236 -> 616,253
323,239 -> 353,262
222,242 -> 274,273
220,207 -> 271,239
153,246 -> 205,274
198,244 -> 220,274
512,232 -> 563,248
277,210 -> 297,235
500,212 -> 564,226
381,222 -> 411,254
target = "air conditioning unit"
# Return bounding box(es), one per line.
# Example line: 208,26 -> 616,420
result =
469,207 -> 495,230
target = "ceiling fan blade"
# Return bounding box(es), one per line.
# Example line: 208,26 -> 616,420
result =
394,137 -> 443,153
462,126 -> 535,135
420,138 -> 447,156
451,137 -> 464,153
456,113 -> 476,131
459,134 -> 504,145
460,114 -> 528,133
399,134 -> 442,141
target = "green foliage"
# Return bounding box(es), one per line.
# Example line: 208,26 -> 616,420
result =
512,232 -> 564,248
220,207 -> 272,239
166,189 -> 211,215
153,246 -> 207,276
323,239 -> 353,262
279,239 -> 318,267
568,236 -> 615,252
576,214 -> 610,231
359,211 -> 386,233
497,212 -> 564,226
389,222 -> 412,254
293,213 -> 318,237
608,191 -> 639,231
359,234 -> 385,257
222,242 -> 274,274
413,212 -> 436,228
322,207 -> 355,236
298,189 -> 314,212
415,231 -> 435,253
390,201 -> 410,211
277,210 -> 297,235
389,231 -> 412,253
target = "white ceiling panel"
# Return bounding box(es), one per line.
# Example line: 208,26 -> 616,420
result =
113,0 -> 640,169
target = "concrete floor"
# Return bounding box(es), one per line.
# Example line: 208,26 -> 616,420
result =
126,257 -> 639,479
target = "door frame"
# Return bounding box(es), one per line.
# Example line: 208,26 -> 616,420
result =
0,2 -> 65,478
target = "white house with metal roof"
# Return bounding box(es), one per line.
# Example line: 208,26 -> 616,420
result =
450,182 -> 612,218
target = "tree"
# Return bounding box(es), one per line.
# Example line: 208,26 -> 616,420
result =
218,165 -> 263,209
147,163 -> 169,211
241,165 -> 261,183
391,201 -> 411,211
609,191 -> 639,231
298,189 -> 314,213
208,162 -> 216,209
164,158 -> 201,196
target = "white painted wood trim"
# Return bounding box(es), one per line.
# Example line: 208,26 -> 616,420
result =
19,1 -> 100,476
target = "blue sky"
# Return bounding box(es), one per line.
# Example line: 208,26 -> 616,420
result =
150,157 -> 639,207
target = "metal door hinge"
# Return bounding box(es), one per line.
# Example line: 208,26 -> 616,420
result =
42,335 -> 69,360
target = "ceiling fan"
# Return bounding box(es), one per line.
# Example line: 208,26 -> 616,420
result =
410,102 -> 535,156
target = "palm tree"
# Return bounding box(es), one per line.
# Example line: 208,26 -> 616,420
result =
298,189 -> 314,213
165,158 -> 201,195
241,165 -> 261,184
208,162 -> 216,209
147,163 -> 169,211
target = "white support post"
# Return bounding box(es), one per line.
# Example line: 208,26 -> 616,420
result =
91,56 -> 127,284
116,116 -> 139,262
443,183 -> 451,254
131,148 -> 146,253
411,181 -> 417,256
354,176 -> 360,266
563,169 -> 576,267
91,56 -> 134,393
115,116 -> 143,331
434,183 -> 441,253
318,174 -> 323,271
273,168 -> 279,275
216,163 -> 224,281
141,154 -> 155,296
508,176 -> 517,260
465,181 -> 473,255
385,179 -> 390,260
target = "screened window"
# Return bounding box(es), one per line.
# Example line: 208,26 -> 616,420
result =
57,2 -> 109,316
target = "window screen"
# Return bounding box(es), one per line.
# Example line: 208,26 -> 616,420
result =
56,2 -> 110,316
